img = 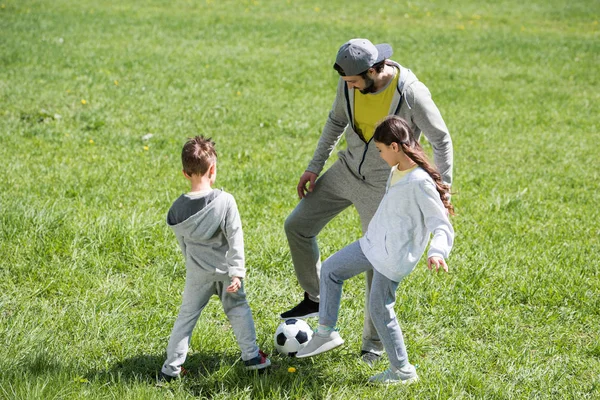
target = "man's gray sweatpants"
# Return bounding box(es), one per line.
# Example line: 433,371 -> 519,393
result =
161,270 -> 259,377
320,241 -> 411,370
284,159 -> 386,354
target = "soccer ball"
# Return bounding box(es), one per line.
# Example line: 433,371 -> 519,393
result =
274,319 -> 313,356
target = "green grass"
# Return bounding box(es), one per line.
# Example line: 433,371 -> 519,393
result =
1,0 -> 599,398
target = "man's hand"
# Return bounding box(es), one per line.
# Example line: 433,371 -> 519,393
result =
226,276 -> 242,293
297,171 -> 318,199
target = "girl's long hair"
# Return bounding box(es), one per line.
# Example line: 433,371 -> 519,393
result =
373,116 -> 454,215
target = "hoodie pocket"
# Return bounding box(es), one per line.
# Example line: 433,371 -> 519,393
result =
383,220 -> 411,260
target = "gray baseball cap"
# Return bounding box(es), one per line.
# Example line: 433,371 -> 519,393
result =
335,38 -> 393,76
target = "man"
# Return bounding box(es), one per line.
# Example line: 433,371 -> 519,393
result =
282,38 -> 453,365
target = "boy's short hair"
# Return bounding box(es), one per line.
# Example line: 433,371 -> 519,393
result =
181,136 -> 217,176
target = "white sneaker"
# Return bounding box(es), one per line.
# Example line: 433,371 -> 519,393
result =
368,364 -> 419,385
296,330 -> 344,358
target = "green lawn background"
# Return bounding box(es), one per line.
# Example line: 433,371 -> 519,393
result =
0,0 -> 599,398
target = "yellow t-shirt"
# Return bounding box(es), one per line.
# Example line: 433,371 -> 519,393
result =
354,68 -> 399,142
390,164 -> 418,186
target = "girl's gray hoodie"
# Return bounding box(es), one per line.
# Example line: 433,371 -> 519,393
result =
167,190 -> 246,280
306,61 -> 453,186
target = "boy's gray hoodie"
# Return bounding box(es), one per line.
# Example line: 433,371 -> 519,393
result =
167,189 -> 245,280
306,61 -> 453,186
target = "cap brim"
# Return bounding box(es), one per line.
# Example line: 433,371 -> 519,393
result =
375,44 -> 393,63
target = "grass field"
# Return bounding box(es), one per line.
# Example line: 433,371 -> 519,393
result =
1,0 -> 599,398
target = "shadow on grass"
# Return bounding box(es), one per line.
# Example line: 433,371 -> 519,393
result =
20,350 -> 63,377
86,351 -> 335,396
87,351 -> 239,384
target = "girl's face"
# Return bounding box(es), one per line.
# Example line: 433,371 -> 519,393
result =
375,141 -> 402,167
375,141 -> 415,170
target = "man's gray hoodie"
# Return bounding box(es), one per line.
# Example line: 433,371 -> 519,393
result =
306,61 -> 453,186
167,189 -> 245,280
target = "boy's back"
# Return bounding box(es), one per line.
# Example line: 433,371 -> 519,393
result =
167,189 -> 246,280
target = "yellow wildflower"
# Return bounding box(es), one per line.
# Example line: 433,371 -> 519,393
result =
81,99 -> 87,105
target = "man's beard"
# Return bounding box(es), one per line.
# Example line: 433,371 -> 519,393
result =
359,76 -> 376,94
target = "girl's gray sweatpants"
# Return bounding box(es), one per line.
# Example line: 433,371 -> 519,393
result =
284,159 -> 387,354
320,241 -> 411,370
161,269 -> 259,377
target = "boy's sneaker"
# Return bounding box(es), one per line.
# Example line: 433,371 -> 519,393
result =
159,366 -> 187,382
368,364 -> 419,385
361,350 -> 382,367
296,330 -> 344,358
244,350 -> 271,371
280,292 -> 319,319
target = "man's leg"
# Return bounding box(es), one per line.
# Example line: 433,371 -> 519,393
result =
353,181 -> 387,359
282,161 -> 353,317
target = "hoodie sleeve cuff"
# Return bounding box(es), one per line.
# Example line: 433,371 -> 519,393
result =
228,267 -> 246,279
427,251 -> 446,260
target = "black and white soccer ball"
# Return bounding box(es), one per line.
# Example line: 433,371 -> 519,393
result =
274,319 -> 313,356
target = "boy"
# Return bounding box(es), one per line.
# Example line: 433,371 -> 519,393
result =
160,136 -> 270,381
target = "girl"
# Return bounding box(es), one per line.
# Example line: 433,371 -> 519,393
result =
296,116 -> 454,385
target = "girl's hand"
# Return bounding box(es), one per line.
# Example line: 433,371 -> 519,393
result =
428,256 -> 449,273
226,276 -> 242,293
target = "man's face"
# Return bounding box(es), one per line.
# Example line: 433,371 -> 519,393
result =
342,73 -> 376,94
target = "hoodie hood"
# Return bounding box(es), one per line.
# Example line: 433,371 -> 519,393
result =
168,190 -> 226,241
167,189 -> 246,279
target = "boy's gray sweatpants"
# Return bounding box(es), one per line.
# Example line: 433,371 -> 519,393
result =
284,159 -> 387,354
320,241 -> 411,370
161,269 -> 259,377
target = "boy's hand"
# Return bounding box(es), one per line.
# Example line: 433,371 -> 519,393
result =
427,256 -> 449,273
226,276 -> 242,293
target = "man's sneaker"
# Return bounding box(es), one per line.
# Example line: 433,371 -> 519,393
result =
368,364 -> 419,385
361,350 -> 382,367
244,350 -> 271,371
280,292 -> 319,319
296,330 -> 344,358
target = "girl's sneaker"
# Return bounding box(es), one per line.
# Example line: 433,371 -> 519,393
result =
244,350 -> 271,370
368,364 -> 419,385
296,329 -> 344,358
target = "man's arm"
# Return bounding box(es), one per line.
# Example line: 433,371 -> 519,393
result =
408,82 -> 453,185
305,79 -> 349,176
